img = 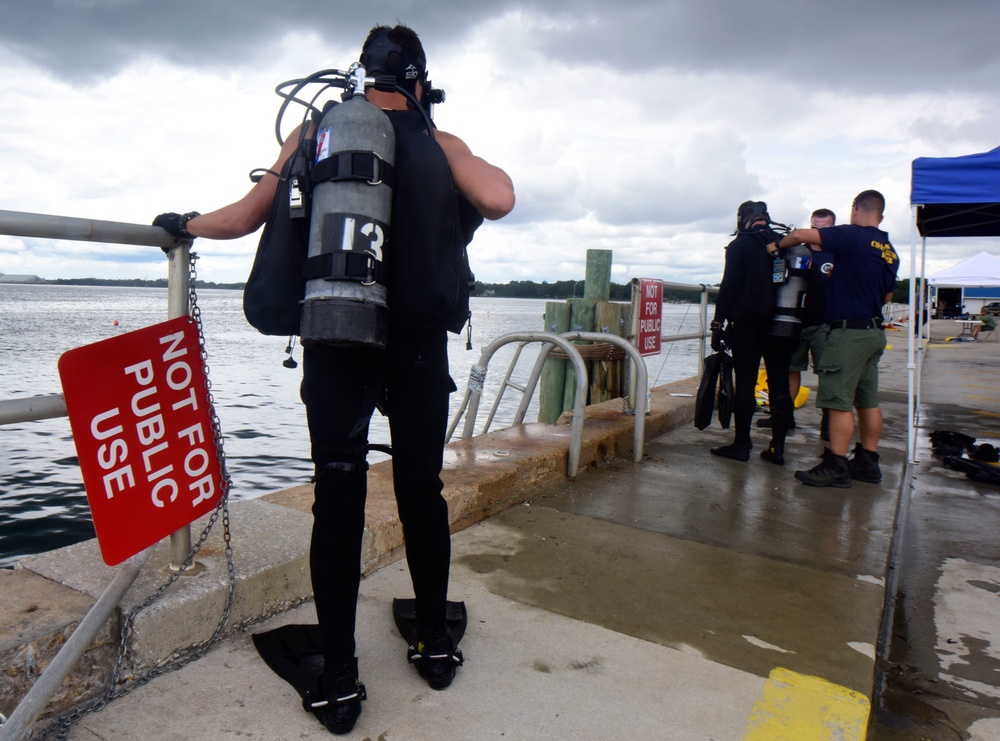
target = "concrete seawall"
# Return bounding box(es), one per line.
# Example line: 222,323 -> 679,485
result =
0,376 -> 699,725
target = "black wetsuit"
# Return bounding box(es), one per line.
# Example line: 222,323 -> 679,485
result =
302,109 -> 482,664
712,227 -> 796,453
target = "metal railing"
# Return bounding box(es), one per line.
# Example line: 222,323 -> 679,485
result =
446,331 -> 649,477
0,209 -> 196,569
445,281 -> 722,476
0,209 -> 204,740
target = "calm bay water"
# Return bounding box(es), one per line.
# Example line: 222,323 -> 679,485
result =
0,285 -> 704,567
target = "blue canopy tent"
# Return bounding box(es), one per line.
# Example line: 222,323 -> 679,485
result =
912,146 -> 1000,238
907,146 -> 1000,459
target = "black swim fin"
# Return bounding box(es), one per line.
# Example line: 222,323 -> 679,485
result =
694,352 -> 723,431
253,624 -> 366,734
944,456 -> 1000,486
252,624 -> 326,703
392,598 -> 468,645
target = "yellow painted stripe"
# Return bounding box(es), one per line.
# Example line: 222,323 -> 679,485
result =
742,668 -> 870,741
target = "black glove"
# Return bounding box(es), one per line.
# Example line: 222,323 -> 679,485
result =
710,321 -> 727,352
153,211 -> 200,239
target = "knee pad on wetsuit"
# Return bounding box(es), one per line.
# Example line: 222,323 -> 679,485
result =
315,446 -> 370,478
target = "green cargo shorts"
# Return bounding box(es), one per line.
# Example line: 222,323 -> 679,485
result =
814,326 -> 886,410
790,324 -> 827,373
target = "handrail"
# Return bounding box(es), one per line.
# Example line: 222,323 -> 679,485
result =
446,330 -> 650,475
0,395 -> 68,425
563,331 -> 648,462
0,208 -> 194,569
449,332 -> 590,477
0,208 -> 177,248
0,549 -> 152,741
0,209 -> 201,739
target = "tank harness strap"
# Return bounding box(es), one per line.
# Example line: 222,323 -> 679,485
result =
310,151 -> 395,188
303,252 -> 386,284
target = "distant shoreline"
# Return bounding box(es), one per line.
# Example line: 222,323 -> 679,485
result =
1,277 -> 245,290
5,278 -> 708,302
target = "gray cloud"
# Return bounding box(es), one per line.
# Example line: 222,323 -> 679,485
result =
534,0 -> 1000,93
0,0 -> 499,80
5,0 -> 1000,93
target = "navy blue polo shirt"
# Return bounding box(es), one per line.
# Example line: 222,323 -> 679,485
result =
817,225 -> 899,322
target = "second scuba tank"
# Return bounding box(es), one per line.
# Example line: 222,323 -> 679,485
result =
770,243 -> 812,337
300,91 -> 395,350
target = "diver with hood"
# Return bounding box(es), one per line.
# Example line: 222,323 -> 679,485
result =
153,24 -> 514,736
709,201 -> 801,465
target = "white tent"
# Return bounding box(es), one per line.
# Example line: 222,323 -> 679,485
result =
927,251 -> 1000,287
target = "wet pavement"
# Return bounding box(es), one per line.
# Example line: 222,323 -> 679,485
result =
870,325 -> 1000,740
7,320 -> 1000,740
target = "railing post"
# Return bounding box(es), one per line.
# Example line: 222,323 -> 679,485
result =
699,285 -> 711,368
166,243 -> 196,572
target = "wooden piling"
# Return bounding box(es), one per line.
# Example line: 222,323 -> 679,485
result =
538,301 -> 570,424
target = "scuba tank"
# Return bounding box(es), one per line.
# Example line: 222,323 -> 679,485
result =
300,84 -> 395,350
770,243 -> 812,337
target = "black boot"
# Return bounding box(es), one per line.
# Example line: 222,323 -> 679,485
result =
711,443 -> 751,462
409,625 -> 464,690
306,659 -> 366,735
795,448 -> 851,488
848,443 -> 882,483
760,441 -> 784,466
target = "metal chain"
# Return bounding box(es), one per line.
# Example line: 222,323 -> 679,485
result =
41,251 -> 237,740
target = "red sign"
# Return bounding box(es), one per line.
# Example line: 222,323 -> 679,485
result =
58,317 -> 223,565
637,279 -> 663,356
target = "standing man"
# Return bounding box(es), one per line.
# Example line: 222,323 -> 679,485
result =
769,191 -> 898,488
709,201 -> 796,464
757,208 -> 835,439
155,24 -> 514,736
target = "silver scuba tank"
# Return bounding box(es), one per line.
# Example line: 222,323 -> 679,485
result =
300,90 -> 395,349
770,243 -> 812,337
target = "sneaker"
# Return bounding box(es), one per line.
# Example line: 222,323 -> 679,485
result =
848,443 -> 882,483
408,626 -> 464,690
756,416 -> 796,430
306,660 -> 366,735
710,444 -> 751,462
760,445 -> 784,466
795,448 -> 852,488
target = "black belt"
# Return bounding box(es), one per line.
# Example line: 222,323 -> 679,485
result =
828,318 -> 884,330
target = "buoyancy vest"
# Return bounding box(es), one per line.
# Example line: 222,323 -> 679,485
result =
717,228 -> 779,330
243,109 -> 483,338
385,110 -> 483,334
243,138 -> 312,337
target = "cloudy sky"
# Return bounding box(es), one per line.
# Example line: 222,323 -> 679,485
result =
1,0 -> 998,288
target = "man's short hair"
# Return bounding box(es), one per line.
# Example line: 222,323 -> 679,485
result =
811,208 -> 836,224
853,190 -> 885,216
362,24 -> 426,67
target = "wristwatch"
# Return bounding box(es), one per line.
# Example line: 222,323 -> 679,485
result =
177,211 -> 201,238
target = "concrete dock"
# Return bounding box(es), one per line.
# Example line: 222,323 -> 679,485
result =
3,320 -> 1000,739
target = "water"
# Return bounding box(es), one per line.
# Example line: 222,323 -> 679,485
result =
0,285 -> 705,567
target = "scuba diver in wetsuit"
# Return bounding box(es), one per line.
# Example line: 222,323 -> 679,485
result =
709,201 -> 799,465
154,24 -> 514,736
